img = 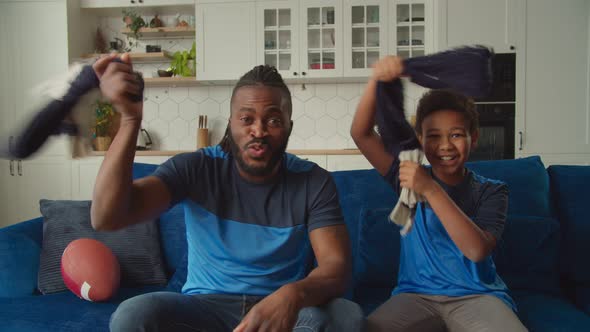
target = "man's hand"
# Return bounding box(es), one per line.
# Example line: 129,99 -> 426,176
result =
399,160 -> 438,196
371,55 -> 404,82
92,53 -> 118,79
233,284 -> 302,332
98,53 -> 143,122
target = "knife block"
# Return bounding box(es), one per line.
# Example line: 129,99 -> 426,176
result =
197,128 -> 209,149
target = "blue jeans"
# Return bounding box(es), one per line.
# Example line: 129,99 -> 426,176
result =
110,292 -> 365,332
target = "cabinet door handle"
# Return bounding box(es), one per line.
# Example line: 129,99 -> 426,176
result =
9,135 -> 13,154
17,160 -> 22,176
130,0 -> 135,3
518,131 -> 523,150
302,71 -> 307,76
139,0 -> 143,3
9,160 -> 14,176
510,45 -> 515,51
293,72 -> 298,76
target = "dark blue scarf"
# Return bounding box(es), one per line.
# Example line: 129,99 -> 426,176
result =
375,46 -> 493,157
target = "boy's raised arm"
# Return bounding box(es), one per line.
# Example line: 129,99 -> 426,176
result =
351,56 -> 404,176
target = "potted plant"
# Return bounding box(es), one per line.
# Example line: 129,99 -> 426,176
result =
93,100 -> 115,151
168,41 -> 196,77
122,9 -> 145,50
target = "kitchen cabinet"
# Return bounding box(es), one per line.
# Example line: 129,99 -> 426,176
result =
390,0 -> 433,58
257,0 -> 343,78
0,1 -> 73,227
80,0 -> 194,9
71,155 -> 171,200
257,0 -> 344,79
440,0 -> 522,53
343,0 -> 388,77
515,0 -> 590,161
0,157 -> 73,228
296,154 -> 327,169
196,1 -> 257,81
259,0 -> 433,79
326,154 -> 372,171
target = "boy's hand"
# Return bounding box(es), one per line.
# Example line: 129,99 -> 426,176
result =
371,56 -> 404,82
399,161 -> 437,196
98,53 -> 143,122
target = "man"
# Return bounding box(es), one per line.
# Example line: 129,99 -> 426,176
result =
92,56 -> 364,332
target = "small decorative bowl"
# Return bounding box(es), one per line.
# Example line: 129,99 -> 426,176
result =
157,70 -> 173,77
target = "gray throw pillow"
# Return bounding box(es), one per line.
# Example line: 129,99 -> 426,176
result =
38,199 -> 167,294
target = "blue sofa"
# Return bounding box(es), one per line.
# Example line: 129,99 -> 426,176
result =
1,156 -> 589,331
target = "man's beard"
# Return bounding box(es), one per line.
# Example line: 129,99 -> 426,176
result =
228,129 -> 289,177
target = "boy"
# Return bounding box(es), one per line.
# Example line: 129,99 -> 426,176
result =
351,55 -> 527,331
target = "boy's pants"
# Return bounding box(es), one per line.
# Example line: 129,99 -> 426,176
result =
367,293 -> 528,332
110,292 -> 365,332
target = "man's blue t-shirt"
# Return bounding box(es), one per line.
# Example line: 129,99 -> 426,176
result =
385,160 -> 516,311
152,145 -> 344,296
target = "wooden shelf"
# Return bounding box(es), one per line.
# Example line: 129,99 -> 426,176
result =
143,76 -> 198,86
80,52 -> 173,63
121,27 -> 195,39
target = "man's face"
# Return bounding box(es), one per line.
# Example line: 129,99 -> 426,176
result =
418,110 -> 478,184
229,85 -> 292,181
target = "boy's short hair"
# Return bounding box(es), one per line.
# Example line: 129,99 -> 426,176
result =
414,89 -> 478,135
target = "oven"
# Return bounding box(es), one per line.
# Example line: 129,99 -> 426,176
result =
469,53 -> 516,161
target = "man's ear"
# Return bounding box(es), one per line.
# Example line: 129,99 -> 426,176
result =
288,120 -> 293,136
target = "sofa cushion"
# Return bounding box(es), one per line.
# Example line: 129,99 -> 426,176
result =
512,290 -> 590,332
548,165 -> 590,284
493,216 -> 560,294
37,200 -> 167,294
0,285 -> 164,332
0,232 -> 40,297
466,156 -> 551,218
356,207 -> 400,289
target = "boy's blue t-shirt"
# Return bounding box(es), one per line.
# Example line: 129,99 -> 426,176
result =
385,160 -> 516,311
152,145 -> 344,296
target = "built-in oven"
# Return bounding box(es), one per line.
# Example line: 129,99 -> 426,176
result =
469,53 -> 516,161
469,103 -> 515,161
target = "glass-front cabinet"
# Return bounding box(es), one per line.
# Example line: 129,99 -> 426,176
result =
390,0 -> 432,59
343,0 -> 388,76
255,0 -> 432,80
257,0 -> 343,79
299,0 -> 343,78
257,1 -> 300,79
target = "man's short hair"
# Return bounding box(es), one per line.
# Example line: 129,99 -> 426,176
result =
414,89 -> 478,135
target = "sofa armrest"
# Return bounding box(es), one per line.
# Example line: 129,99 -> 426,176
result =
0,217 -> 43,297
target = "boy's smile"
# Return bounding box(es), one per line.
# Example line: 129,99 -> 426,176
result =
419,110 -> 478,185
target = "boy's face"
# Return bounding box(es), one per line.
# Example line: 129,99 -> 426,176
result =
418,110 -> 478,183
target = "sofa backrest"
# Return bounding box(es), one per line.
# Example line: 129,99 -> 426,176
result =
548,165 -> 590,286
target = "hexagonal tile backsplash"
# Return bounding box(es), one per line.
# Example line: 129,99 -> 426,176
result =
139,81 -> 424,150
96,15 -> 426,151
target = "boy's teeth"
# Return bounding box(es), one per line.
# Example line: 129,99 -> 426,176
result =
441,156 -> 453,161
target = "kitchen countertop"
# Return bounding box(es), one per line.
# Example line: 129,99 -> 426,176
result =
90,149 -> 363,156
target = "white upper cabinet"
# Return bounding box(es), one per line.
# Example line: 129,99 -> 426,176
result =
298,0 -> 343,78
196,1 -> 257,81
257,1 -> 301,79
442,0 -> 521,53
257,0 -> 344,79
81,0 -> 194,8
390,0 -> 433,58
343,0 -> 388,77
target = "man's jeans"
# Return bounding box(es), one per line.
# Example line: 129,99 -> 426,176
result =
110,292 -> 365,332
